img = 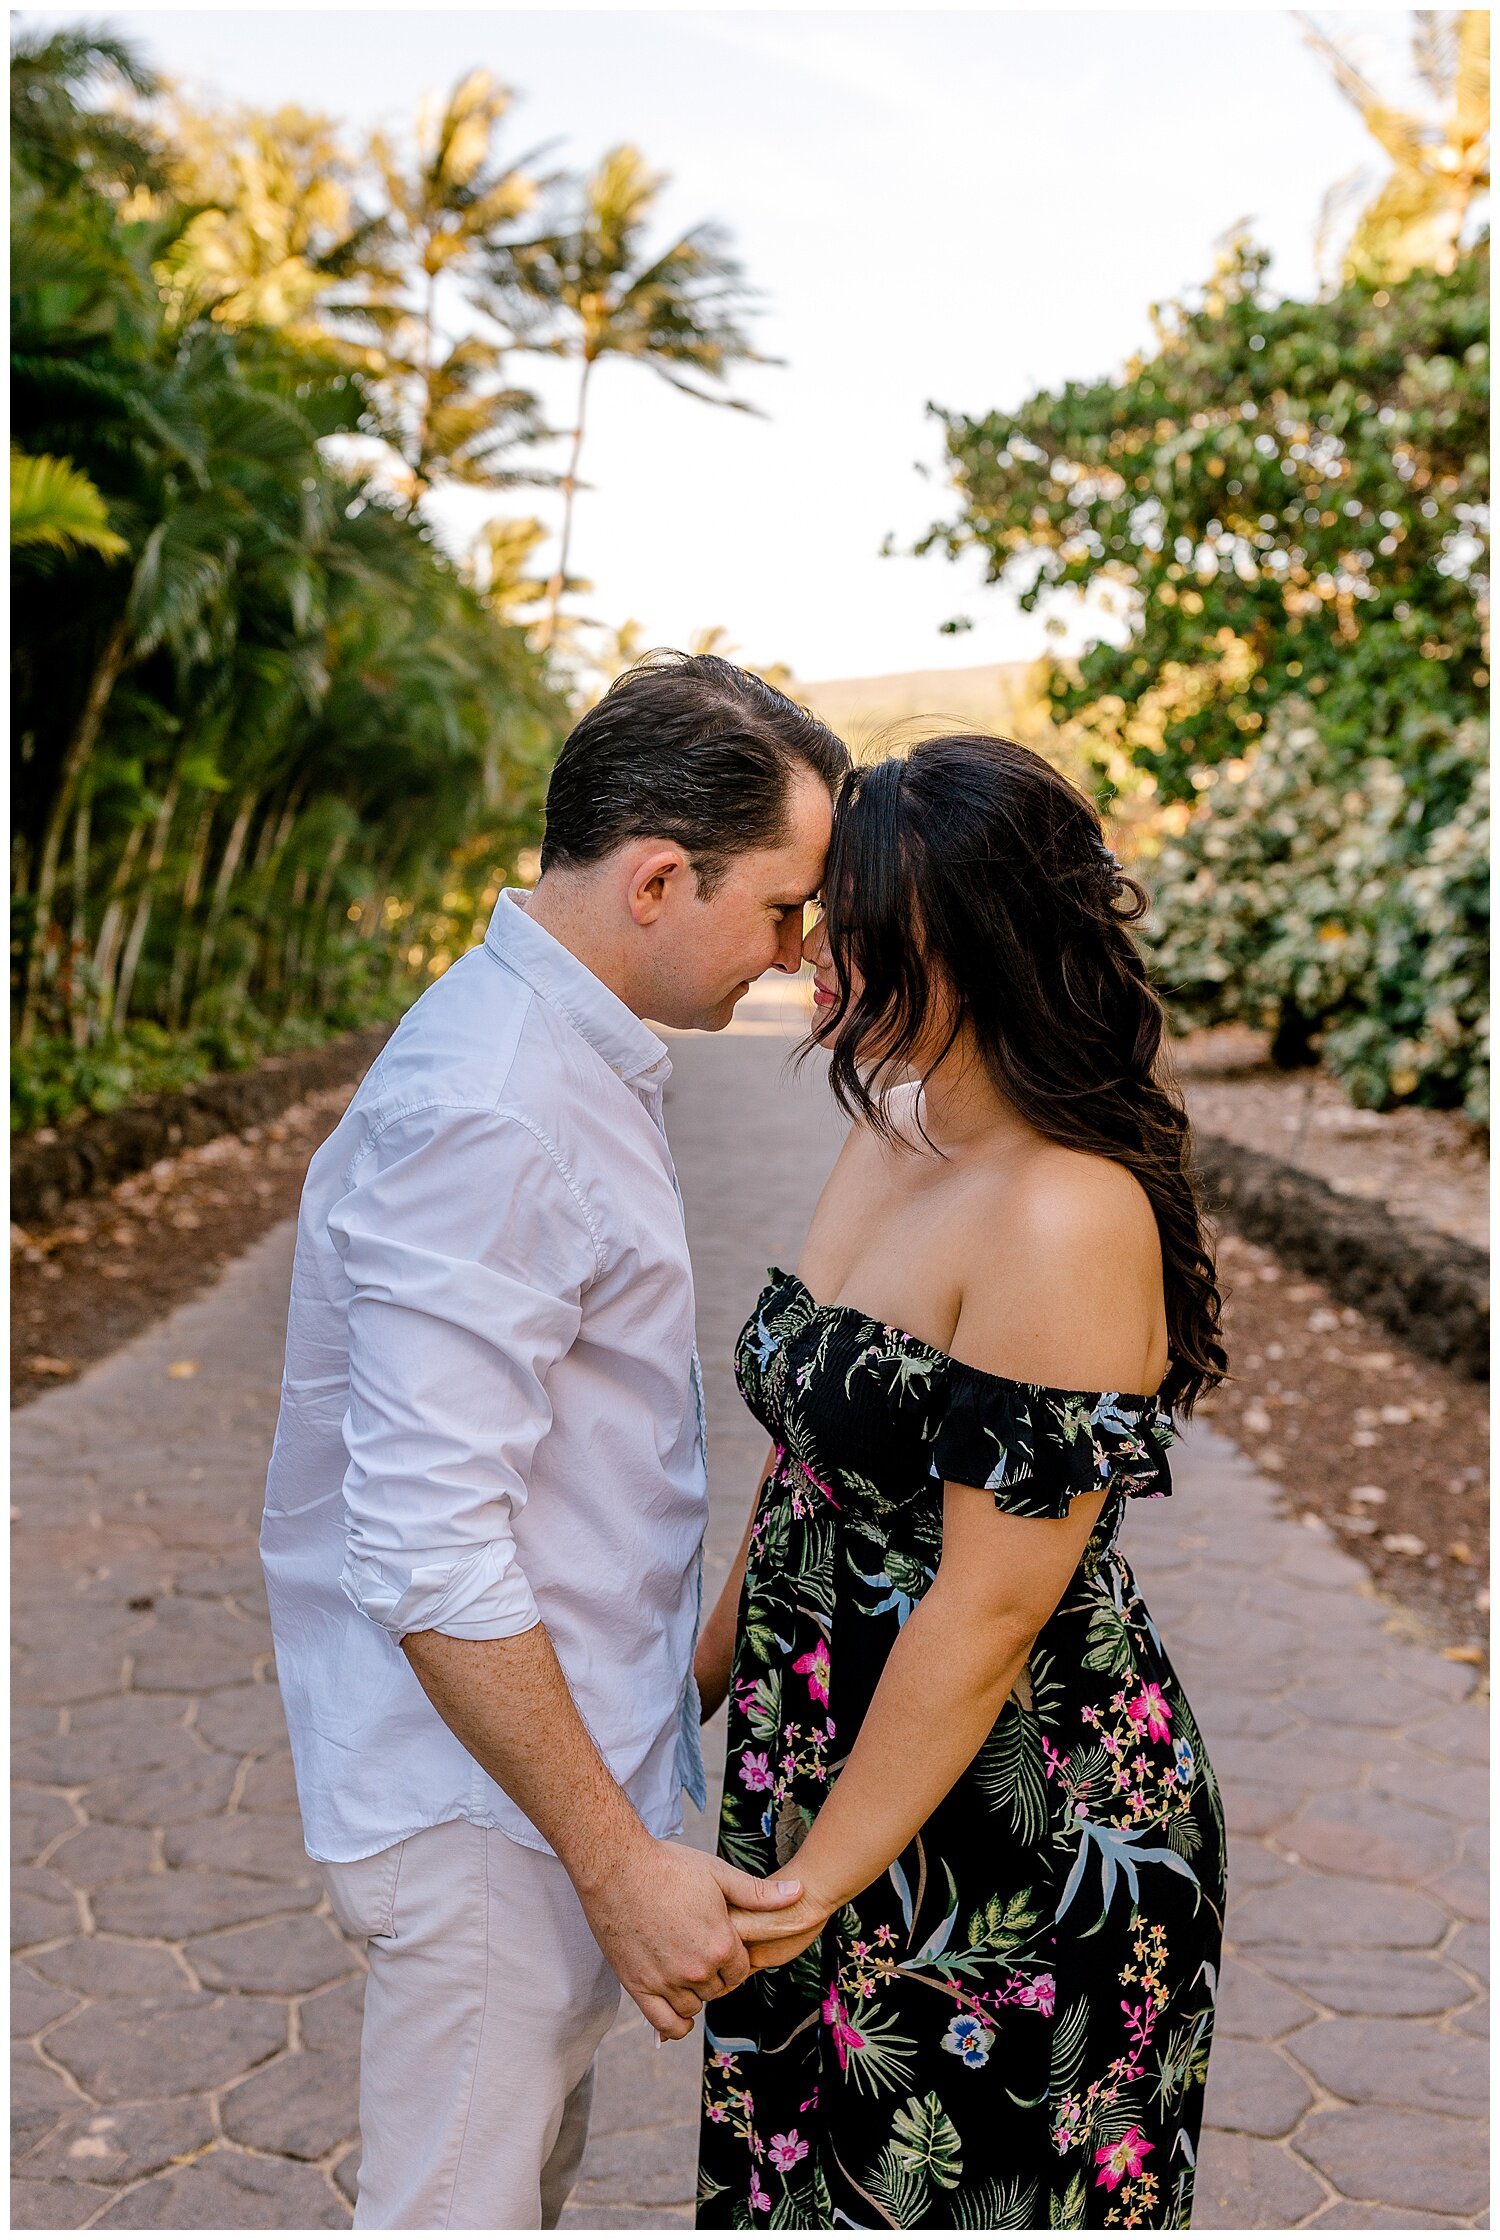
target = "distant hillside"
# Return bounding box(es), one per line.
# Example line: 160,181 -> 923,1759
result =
798,661 -> 1049,759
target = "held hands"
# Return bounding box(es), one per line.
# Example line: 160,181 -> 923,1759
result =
578,1836 -> 804,2042
728,1880 -> 837,1973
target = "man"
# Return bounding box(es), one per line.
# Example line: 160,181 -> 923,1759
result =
261,652 -> 849,2230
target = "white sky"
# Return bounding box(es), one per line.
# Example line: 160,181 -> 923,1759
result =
56,5 -> 1408,679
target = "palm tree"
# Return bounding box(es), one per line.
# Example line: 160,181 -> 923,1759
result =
364,70 -> 553,507
1299,10 -> 1489,283
10,450 -> 127,558
494,145 -> 773,646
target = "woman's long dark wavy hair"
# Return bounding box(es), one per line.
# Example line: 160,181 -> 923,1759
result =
812,735 -> 1226,1414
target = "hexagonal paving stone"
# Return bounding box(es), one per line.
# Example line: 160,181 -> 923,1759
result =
129,1607 -> 266,1694
236,1750 -> 300,1810
300,1972 -> 367,2058
188,1913 -> 356,1995
1307,2206 -> 1468,2228
222,2048 -> 360,2160
334,2145 -> 361,2206
17,2095 -> 214,2185
1200,2037 -> 1313,2137
10,2177 -> 112,2229
30,1937 -> 187,1999
84,1751 -> 239,1828
1364,1747 -> 1482,1824
1166,2130 -> 1325,2231
191,1682 -> 289,1756
1298,2106 -> 1487,2217
95,2142 -> 349,2227
12,1788 -> 81,1866
43,1990 -> 287,2100
12,1960 -> 81,2038
568,2120 -> 701,2210
1277,1790 -> 1459,1884
1452,1993 -> 1487,2040
163,1810 -> 317,1883
1295,1673 -> 1448,1729
46,1822 -> 158,1892
1230,1872 -> 1450,1952
11,1645 -> 128,1707
11,1721 -> 201,1790
1289,2016 -> 1488,2116
1214,1958 -> 1317,2042
1252,1943 -> 1472,2017
1425,1854 -> 1488,1924
1445,1920 -> 1487,1988
1223,1782 -> 1305,1839
12,1864 -> 82,1950
1224,1839 -> 1297,1891
93,1867 -> 321,1939
12,2042 -> 90,2155
1403,1704 -> 1490,1767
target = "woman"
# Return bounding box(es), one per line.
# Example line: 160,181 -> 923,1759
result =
693,736 -> 1228,2231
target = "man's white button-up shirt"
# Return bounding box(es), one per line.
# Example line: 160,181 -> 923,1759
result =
261,889 -> 709,1862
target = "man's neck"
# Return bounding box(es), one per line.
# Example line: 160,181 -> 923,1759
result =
519,875 -> 643,1018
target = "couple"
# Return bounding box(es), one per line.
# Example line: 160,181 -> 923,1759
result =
262,651 -> 1227,2233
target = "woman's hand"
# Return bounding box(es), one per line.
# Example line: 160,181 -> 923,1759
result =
727,1882 -> 837,1972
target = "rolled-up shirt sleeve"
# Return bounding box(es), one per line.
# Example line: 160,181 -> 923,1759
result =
327,1102 -> 602,1643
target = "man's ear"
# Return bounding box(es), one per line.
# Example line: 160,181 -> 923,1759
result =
625,842 -> 691,927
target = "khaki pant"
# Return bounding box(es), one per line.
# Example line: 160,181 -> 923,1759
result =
320,1817 -> 622,2229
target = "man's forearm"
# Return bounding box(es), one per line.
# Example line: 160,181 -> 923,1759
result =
401,1621 -> 650,1893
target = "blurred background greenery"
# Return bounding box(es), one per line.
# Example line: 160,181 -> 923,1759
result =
9,12 -> 1489,1132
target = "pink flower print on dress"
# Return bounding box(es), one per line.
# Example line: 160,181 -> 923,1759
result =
1128,1683 -> 1172,1743
1094,2125 -> 1153,2192
748,2169 -> 771,2214
793,1640 -> 831,1707
769,2130 -> 809,2173
821,1983 -> 866,2072
1014,1971 -> 1056,2017
739,1750 -> 773,1793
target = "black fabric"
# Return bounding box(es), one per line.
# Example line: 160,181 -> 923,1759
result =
696,1269 -> 1227,2231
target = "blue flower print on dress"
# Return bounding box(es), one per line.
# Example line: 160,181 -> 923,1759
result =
941,2013 -> 995,2068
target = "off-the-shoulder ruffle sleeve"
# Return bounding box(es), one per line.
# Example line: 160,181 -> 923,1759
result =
930,1367 -> 1176,1519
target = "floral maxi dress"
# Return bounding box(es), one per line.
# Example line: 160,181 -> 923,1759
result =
697,1270 -> 1227,2232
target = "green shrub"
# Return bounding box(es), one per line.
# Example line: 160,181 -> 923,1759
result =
1144,700 -> 1488,1118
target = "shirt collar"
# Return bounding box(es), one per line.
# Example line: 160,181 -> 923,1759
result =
484,889 -> 672,1090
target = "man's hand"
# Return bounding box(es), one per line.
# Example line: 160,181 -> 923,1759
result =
728,1883 -> 836,1975
578,1836 -> 804,2040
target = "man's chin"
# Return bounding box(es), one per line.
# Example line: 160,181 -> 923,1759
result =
652,988 -> 748,1034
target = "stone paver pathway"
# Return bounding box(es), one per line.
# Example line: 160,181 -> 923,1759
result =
12,980 -> 1488,2228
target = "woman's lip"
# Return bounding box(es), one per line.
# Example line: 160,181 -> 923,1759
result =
812,982 -> 836,1007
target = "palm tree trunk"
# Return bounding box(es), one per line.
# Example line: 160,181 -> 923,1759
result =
188,791 -> 257,1024
92,816 -> 147,1019
67,790 -> 93,1049
541,354 -> 594,648
18,612 -> 130,1044
112,776 -> 180,1035
166,796 -> 216,1030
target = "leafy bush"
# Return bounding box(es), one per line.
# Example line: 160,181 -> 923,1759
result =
1144,700 -> 1488,1119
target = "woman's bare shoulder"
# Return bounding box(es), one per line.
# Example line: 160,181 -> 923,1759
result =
951,1141 -> 1165,1391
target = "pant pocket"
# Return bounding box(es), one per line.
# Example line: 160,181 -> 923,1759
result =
320,1840 -> 404,1941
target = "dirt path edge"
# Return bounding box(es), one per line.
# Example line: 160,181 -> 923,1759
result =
1194,1135 -> 1489,1380
11,1025 -> 394,1225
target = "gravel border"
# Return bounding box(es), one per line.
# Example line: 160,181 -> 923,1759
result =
11,1027 -> 393,1226
1192,1135 -> 1489,1382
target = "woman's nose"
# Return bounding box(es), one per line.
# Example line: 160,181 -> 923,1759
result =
801,912 -> 829,970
